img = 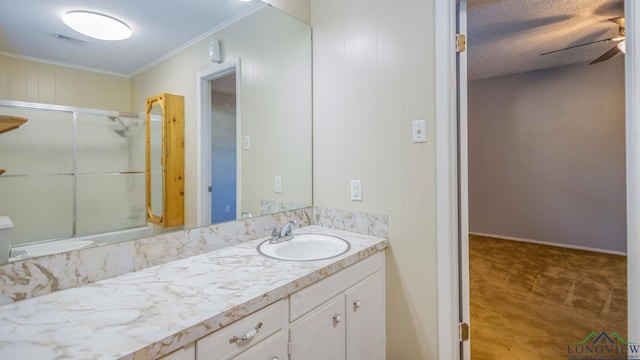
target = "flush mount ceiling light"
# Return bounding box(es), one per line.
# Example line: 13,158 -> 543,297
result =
62,10 -> 132,41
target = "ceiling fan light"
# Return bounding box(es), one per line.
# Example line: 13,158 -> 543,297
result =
62,11 -> 132,41
618,40 -> 626,54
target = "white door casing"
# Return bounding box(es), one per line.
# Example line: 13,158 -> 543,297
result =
456,0 -> 471,358
435,0 -> 461,358
625,0 -> 640,343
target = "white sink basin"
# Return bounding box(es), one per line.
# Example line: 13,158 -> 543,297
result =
257,234 -> 351,261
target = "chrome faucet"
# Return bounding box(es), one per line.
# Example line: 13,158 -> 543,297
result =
267,220 -> 298,244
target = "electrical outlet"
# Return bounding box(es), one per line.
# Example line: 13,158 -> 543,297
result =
275,176 -> 282,193
350,180 -> 362,201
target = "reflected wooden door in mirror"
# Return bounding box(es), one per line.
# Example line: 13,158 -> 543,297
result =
146,93 -> 185,227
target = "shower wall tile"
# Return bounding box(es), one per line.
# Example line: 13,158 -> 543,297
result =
0,208 -> 312,306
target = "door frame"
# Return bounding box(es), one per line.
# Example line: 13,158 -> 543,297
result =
196,60 -> 243,226
435,1 -> 640,359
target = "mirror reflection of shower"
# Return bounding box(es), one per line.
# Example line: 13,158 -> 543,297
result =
0,101 -> 149,255
109,115 -> 140,139
108,115 -> 145,215
109,115 -> 142,177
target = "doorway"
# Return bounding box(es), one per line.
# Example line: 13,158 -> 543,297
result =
434,1 -> 640,359
466,3 -> 628,357
209,72 -> 238,224
197,62 -> 242,226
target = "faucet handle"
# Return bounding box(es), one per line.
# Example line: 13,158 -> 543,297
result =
281,220 -> 299,237
265,225 -> 281,236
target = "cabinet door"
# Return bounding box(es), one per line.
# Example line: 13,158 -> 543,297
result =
289,295 -> 346,360
345,271 -> 385,360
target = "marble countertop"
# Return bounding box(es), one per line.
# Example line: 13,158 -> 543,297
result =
0,225 -> 387,360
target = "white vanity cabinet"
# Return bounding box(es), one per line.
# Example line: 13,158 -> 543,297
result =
159,251 -> 385,360
288,252 -> 385,360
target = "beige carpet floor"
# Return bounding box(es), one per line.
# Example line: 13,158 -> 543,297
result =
469,235 -> 627,360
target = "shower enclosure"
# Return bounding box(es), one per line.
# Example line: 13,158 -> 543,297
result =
0,100 -> 147,249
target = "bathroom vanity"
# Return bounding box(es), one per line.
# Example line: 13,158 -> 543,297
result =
0,225 -> 387,359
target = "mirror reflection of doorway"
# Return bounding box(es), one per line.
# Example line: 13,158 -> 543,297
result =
209,71 -> 237,224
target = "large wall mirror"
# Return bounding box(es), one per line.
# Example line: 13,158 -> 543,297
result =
195,6 -> 312,226
0,3 -> 312,263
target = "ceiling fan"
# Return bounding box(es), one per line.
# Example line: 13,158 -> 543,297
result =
540,17 -> 625,65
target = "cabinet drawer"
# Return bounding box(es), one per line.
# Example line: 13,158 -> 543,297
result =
196,299 -> 287,360
233,332 -> 287,360
290,251 -> 383,321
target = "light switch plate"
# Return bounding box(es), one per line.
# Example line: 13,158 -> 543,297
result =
244,136 -> 251,150
350,180 -> 362,201
412,120 -> 427,143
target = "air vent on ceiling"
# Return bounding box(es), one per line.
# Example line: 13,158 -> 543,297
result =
53,33 -> 88,44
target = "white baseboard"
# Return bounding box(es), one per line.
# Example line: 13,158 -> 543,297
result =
469,232 -> 627,256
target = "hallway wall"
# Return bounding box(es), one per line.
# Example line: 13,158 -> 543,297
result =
468,57 -> 626,253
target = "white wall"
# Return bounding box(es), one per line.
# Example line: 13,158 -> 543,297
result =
311,0 -> 438,358
468,57 -> 626,253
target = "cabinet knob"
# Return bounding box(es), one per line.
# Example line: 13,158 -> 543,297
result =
333,314 -> 343,323
354,299 -> 362,309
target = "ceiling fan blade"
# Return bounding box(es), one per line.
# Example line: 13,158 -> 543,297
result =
540,38 -> 613,56
590,45 -> 621,64
610,17 -> 625,27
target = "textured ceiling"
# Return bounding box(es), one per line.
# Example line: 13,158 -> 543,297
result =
468,0 -> 625,80
0,0 -> 265,77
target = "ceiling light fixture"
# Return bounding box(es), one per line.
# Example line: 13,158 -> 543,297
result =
618,40 -> 626,54
62,11 -> 132,41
